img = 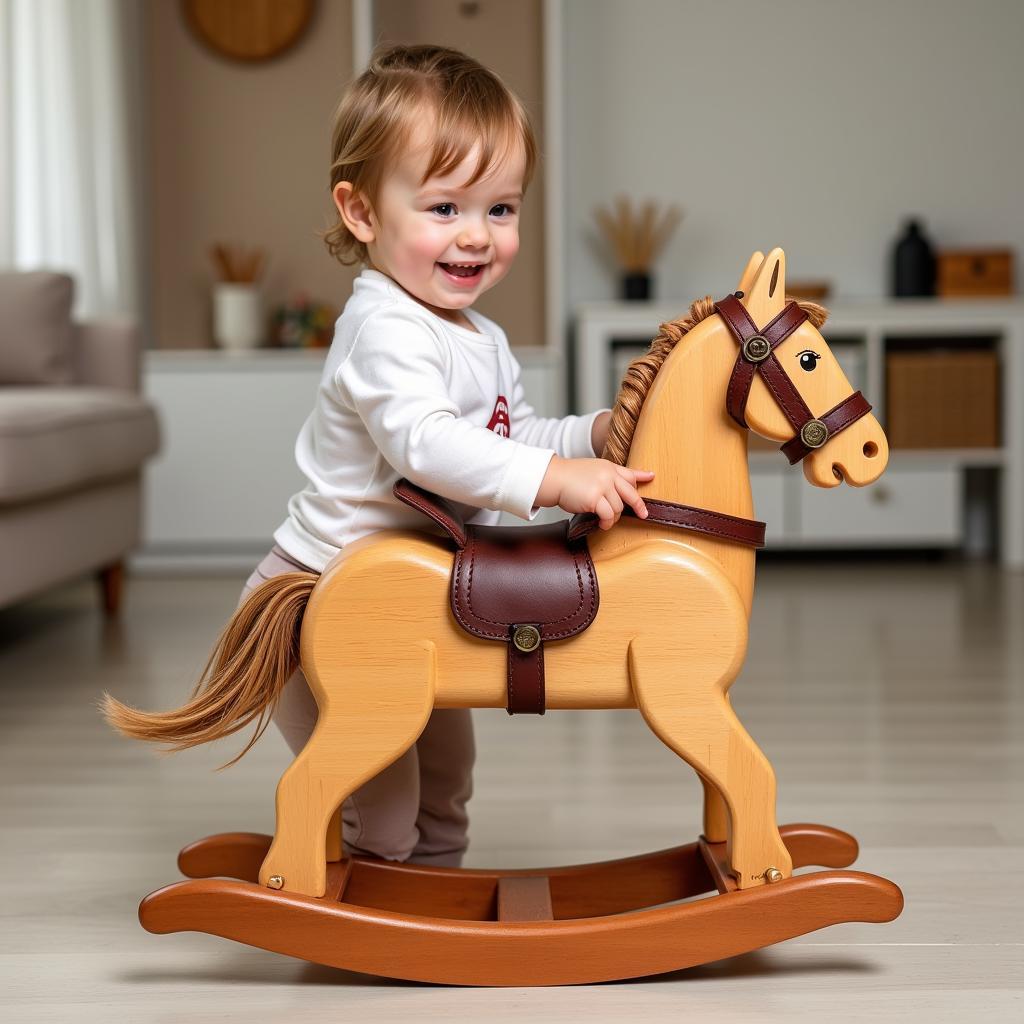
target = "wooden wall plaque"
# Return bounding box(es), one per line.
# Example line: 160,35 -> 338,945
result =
183,0 -> 314,63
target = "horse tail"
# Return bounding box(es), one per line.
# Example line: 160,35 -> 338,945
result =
102,571 -> 318,767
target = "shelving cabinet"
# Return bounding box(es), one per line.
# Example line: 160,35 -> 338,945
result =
575,298 -> 1024,567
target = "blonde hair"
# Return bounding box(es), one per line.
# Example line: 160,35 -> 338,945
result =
324,44 -> 538,266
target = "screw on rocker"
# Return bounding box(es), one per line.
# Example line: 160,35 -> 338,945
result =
105,249 -> 902,986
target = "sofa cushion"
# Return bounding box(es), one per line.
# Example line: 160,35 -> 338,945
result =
0,388 -> 161,504
0,272 -> 75,385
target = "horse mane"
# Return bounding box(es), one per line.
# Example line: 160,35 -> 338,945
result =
601,295 -> 829,465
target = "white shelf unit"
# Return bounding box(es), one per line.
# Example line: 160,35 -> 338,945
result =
575,298 -> 1024,567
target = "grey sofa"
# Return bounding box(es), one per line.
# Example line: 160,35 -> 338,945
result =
0,271 -> 160,612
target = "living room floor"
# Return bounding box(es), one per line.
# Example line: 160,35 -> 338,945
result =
2,559 -> 1022,1021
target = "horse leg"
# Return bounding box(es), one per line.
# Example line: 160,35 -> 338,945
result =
699,774 -> 729,843
259,640 -> 435,897
698,691 -> 742,842
630,634 -> 791,889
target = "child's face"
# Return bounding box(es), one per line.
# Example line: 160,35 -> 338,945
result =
361,121 -> 525,324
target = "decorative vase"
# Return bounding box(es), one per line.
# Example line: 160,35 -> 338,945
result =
622,272 -> 652,301
213,283 -> 263,349
891,219 -> 936,297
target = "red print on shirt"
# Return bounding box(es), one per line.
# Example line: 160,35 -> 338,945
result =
487,395 -> 511,438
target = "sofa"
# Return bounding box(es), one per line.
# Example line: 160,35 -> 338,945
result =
0,271 -> 161,613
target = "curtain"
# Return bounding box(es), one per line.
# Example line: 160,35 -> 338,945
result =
0,0 -> 140,318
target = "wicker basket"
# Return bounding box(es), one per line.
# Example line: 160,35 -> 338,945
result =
886,350 -> 1000,448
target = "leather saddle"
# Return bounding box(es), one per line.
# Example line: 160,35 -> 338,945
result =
394,478 -> 766,716
395,479 -> 598,715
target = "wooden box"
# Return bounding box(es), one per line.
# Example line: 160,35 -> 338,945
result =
886,350 -> 999,448
937,249 -> 1014,297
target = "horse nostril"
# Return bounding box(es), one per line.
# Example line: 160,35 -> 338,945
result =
863,441 -> 878,458
832,465 -> 844,482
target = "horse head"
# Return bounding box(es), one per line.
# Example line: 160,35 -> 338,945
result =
731,248 -> 889,488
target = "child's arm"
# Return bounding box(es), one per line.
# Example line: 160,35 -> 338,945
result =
505,348 -> 610,458
504,346 -> 649,529
337,308 -> 558,520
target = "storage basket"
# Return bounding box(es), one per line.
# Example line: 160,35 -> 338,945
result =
886,350 -> 999,448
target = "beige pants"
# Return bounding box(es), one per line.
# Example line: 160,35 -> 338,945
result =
242,545 -> 475,867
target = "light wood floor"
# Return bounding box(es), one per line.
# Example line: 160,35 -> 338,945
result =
2,559 -> 1022,1020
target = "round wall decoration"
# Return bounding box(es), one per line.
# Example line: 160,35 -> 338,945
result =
183,0 -> 314,63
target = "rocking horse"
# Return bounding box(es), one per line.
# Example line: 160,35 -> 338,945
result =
109,248 -> 903,985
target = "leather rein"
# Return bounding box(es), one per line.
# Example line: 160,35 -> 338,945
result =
569,293 -> 872,548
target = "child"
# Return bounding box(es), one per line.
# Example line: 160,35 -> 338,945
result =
110,44 -> 653,868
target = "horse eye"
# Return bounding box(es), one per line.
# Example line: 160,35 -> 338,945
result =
799,352 -> 820,372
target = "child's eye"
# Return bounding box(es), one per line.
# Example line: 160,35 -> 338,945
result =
490,204 -> 515,217
431,203 -> 456,217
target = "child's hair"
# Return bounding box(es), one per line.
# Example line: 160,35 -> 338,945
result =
324,44 -> 538,266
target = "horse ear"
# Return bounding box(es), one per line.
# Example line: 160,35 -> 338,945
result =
736,252 -> 764,296
743,247 -> 787,324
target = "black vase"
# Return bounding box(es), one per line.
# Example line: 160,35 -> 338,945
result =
622,272 -> 652,301
892,219 -> 936,297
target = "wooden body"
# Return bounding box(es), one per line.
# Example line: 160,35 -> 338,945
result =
141,250 -> 901,984
259,249 -> 890,900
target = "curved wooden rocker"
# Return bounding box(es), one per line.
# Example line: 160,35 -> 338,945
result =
142,823 -> 901,986
133,249 -> 904,984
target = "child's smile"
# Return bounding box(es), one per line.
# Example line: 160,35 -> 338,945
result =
437,260 -> 486,287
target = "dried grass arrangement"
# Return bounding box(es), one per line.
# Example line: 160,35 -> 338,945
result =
593,196 -> 683,274
210,243 -> 266,284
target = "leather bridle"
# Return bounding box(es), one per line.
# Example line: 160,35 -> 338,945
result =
714,293 -> 872,464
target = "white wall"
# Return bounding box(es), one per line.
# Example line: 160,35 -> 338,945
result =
563,0 -> 1024,306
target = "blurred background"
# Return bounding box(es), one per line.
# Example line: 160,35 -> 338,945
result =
2,1 -> 1022,1017
2,0 -> 1022,573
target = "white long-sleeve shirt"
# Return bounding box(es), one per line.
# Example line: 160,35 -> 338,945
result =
274,269 -> 605,571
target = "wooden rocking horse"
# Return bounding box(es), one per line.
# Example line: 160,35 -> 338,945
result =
108,248 -> 903,985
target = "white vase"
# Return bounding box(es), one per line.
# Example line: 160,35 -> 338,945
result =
213,283 -> 263,349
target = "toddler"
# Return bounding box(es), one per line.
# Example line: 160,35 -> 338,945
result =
242,44 -> 654,867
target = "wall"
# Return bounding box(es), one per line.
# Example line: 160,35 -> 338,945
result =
147,0 -> 354,347
373,0 -> 546,348
563,0 -> 1024,308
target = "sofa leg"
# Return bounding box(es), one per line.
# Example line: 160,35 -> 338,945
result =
98,562 -> 124,616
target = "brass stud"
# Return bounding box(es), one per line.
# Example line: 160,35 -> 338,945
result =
800,419 -> 829,449
764,867 -> 784,884
512,624 -> 541,653
742,334 -> 771,363
267,875 -> 284,890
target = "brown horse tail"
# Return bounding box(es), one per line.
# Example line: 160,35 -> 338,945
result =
101,571 -> 318,766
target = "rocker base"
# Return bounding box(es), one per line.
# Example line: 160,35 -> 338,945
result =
140,823 -> 903,986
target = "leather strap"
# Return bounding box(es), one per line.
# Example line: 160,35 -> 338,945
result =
715,294 -> 871,464
397,479 -> 765,551
716,296 -> 809,428
508,626 -> 545,715
780,391 -> 873,464
394,478 -> 468,548
568,497 -> 766,548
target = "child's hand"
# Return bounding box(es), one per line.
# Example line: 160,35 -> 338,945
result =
536,456 -> 655,530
